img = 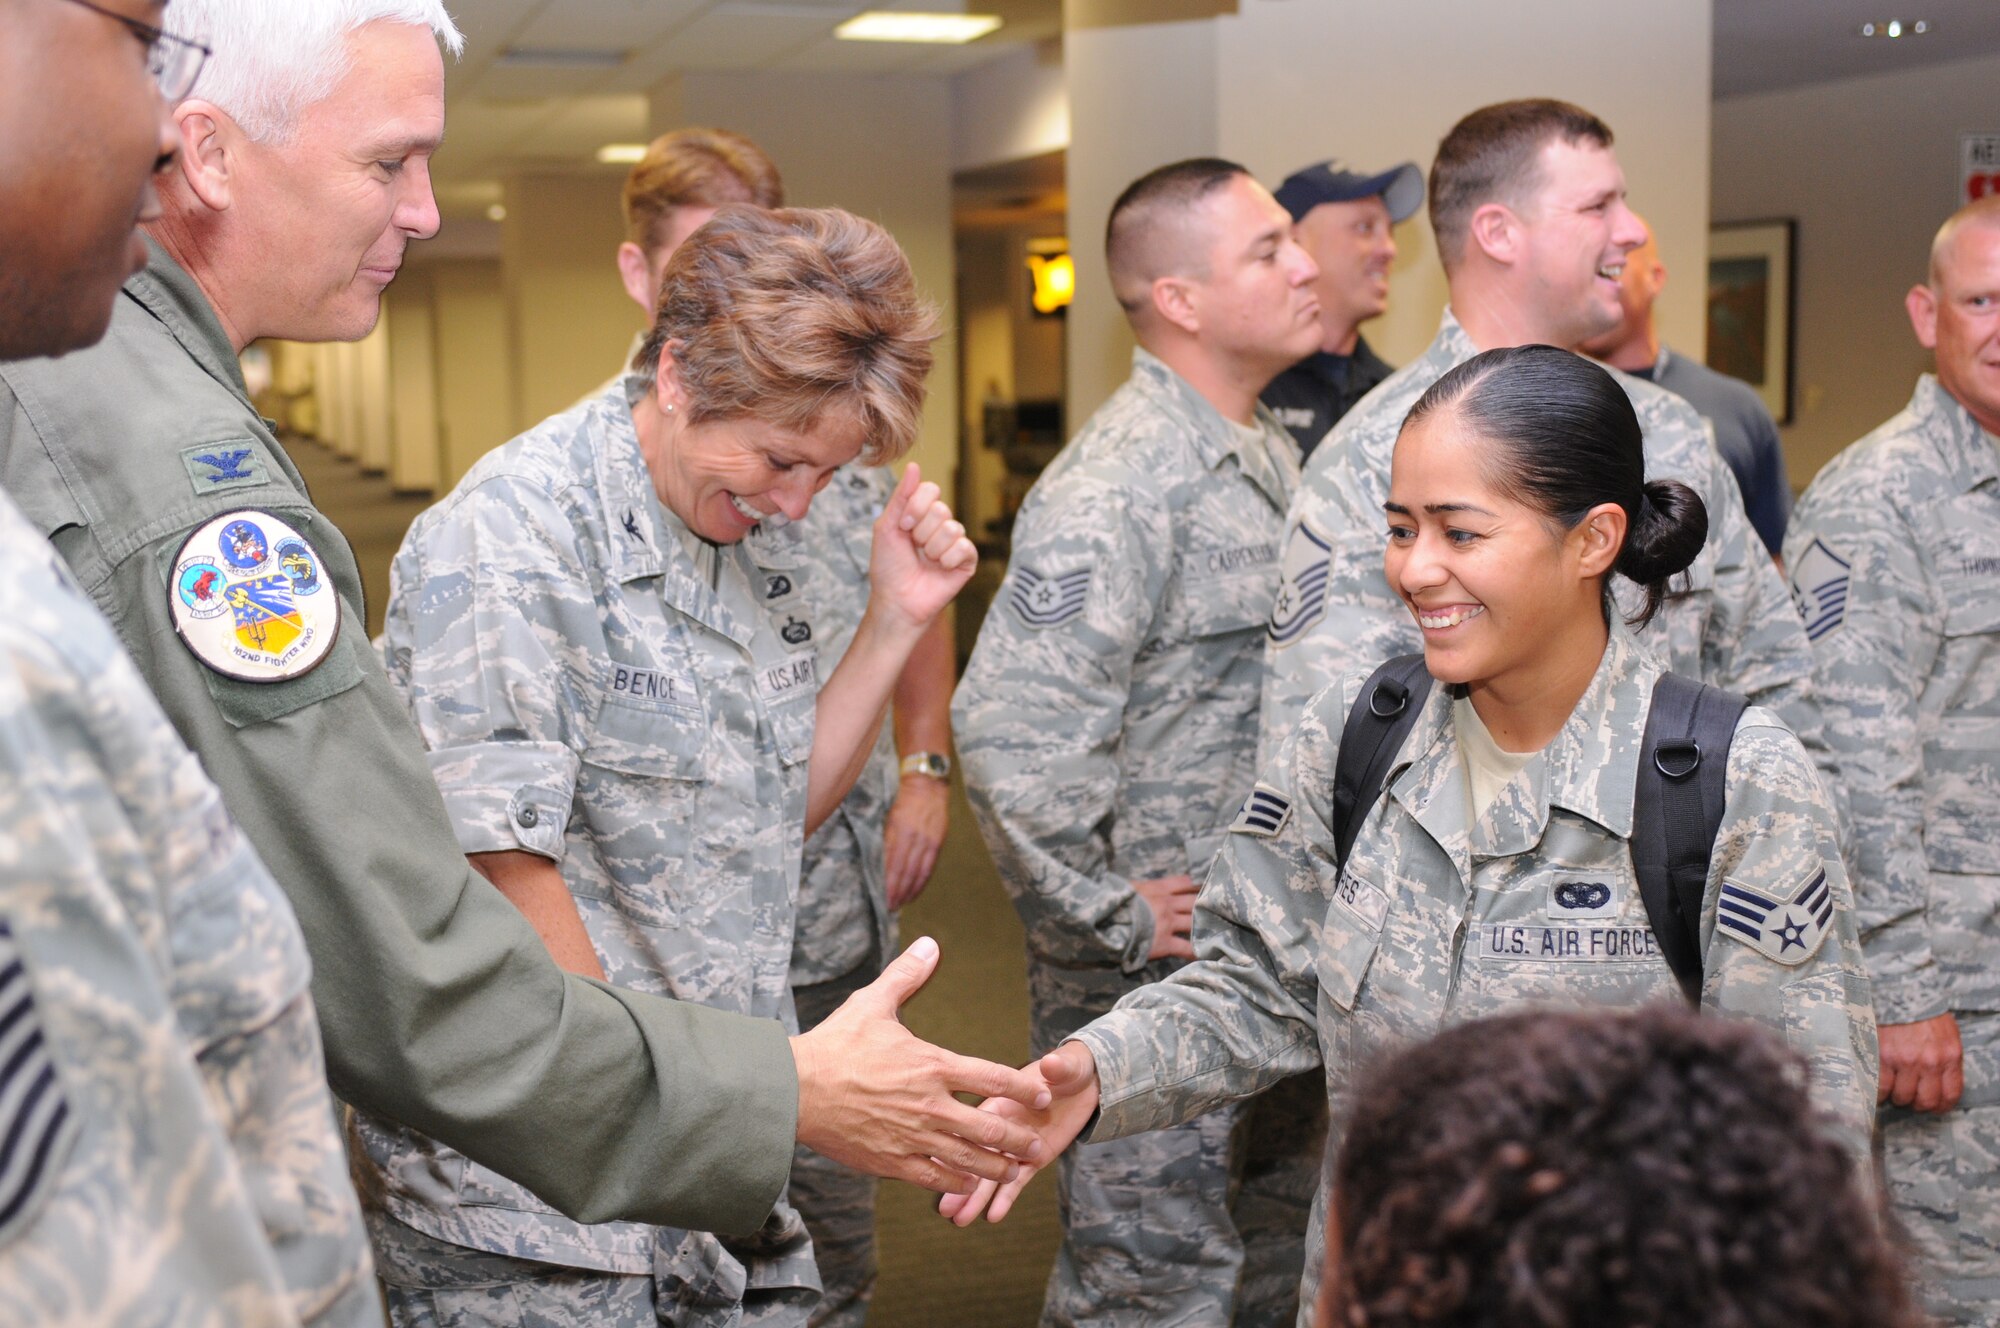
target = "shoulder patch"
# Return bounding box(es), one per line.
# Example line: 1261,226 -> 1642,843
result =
1008,566 -> 1091,629
1788,538 -> 1851,642
168,510 -> 340,684
0,920 -> 78,1247
179,441 -> 270,495
1268,518 -> 1333,646
1715,867 -> 1835,966
1229,783 -> 1294,837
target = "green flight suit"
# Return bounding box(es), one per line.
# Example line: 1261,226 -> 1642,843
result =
0,240 -> 798,1235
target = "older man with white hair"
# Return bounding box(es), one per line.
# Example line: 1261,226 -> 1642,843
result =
0,0 -> 1049,1266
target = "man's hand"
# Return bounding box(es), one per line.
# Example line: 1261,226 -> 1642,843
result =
1879,1012 -> 1964,1113
938,1041 -> 1100,1227
883,775 -> 949,909
1133,873 -> 1199,960
791,936 -> 1051,1194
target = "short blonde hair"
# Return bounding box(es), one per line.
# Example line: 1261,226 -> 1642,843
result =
622,128 -> 784,254
634,207 -> 939,464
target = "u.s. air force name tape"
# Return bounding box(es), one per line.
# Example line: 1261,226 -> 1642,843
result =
168,510 -> 338,683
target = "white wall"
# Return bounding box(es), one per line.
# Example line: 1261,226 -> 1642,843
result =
1712,52 -> 1998,485
954,41 -> 1069,172
1063,0 -> 1714,422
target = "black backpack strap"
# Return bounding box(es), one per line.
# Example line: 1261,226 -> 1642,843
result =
1332,654 -> 1434,871
1630,672 -> 1750,1005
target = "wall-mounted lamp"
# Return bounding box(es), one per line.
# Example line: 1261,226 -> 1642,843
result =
1027,239 -> 1073,316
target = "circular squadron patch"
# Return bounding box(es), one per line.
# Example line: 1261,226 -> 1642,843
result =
168,510 -> 338,682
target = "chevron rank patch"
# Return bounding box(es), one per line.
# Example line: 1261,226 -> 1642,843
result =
179,442 -> 269,495
0,920 -> 77,1247
1268,518 -> 1333,646
1788,538 -> 1851,642
1229,783 -> 1293,838
168,510 -> 339,683
1008,565 -> 1091,629
1716,866 -> 1835,966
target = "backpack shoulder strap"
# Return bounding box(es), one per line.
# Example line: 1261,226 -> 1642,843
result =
1631,672 -> 1750,1005
1332,654 -> 1434,871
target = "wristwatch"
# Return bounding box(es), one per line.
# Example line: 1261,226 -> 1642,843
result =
900,752 -> 952,780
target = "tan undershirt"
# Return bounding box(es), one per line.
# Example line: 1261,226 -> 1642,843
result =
1453,696 -> 1540,820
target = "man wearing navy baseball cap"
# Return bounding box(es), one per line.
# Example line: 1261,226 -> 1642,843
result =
1260,159 -> 1423,458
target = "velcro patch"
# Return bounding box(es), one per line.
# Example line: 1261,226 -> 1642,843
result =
180,442 -> 270,495
1229,783 -> 1293,837
1715,867 -> 1834,966
1332,870 -> 1389,931
1788,538 -> 1851,642
1008,566 -> 1091,628
1475,923 -> 1662,964
168,510 -> 339,684
755,651 -> 819,707
1546,878 -> 1617,920
1268,518 -> 1332,646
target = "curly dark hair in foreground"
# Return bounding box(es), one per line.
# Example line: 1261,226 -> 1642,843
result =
1321,1006 -> 1919,1328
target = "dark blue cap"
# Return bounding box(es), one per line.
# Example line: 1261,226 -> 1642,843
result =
1273,160 -> 1424,224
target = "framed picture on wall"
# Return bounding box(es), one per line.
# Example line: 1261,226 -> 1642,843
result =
1705,220 -> 1796,424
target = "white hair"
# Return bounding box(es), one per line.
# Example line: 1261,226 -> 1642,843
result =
171,0 -> 464,142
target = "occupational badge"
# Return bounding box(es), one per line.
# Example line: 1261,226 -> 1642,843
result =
168,509 -> 339,682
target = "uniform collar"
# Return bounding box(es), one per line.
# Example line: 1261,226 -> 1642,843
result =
1127,347 -> 1297,506
589,387 -> 756,644
1429,307 -> 1482,370
1387,624 -> 1656,880
125,236 -> 252,404
1912,374 -> 2000,494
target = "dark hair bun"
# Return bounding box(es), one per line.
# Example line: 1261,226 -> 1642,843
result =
1614,479 -> 1707,622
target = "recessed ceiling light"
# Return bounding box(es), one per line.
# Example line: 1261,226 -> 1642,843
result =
596,143 -> 648,164
486,204 -> 508,222
1858,18 -> 1931,38
835,12 -> 1002,44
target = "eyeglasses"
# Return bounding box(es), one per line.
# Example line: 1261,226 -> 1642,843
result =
59,0 -> 212,102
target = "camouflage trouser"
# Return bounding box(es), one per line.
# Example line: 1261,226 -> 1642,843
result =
790,960 -> 884,1328
370,1213 -> 819,1328
1881,1010 -> 2000,1326
1032,965 -> 1322,1328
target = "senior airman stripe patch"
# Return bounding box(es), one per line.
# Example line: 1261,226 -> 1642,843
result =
1716,868 -> 1833,966
1229,784 -> 1293,837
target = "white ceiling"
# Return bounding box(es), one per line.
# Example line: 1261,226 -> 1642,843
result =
1712,0 -> 2000,98
432,0 -> 1059,211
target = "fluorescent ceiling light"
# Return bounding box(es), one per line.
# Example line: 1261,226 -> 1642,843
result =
835,11 -> 1002,43
596,143 -> 649,164
497,46 -> 627,68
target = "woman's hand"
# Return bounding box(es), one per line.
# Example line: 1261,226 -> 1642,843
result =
869,463 -> 976,632
883,774 -> 949,909
937,1041 -> 1101,1226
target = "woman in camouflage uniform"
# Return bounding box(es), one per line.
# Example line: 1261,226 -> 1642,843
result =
947,346 -> 1877,1324
358,206 -> 972,1327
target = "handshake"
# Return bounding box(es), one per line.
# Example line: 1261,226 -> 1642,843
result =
791,935 -> 1097,1208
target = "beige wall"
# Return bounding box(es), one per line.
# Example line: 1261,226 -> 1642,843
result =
501,172 -> 642,432
662,71 -> 961,497
426,259 -> 515,490
1064,0 -> 1714,422
1712,53 -> 1999,487
957,222 -> 1069,544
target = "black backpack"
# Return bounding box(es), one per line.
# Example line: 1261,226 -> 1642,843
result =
1330,654 -> 1747,1004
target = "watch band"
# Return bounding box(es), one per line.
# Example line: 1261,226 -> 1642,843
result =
900,752 -> 951,780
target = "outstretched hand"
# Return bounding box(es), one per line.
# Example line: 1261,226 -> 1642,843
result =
869,463 -> 976,631
938,1041 -> 1101,1226
792,936 -> 1051,1195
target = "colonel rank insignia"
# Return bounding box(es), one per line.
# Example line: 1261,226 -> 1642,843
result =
1009,566 -> 1091,629
1716,867 -> 1835,966
168,509 -> 339,682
